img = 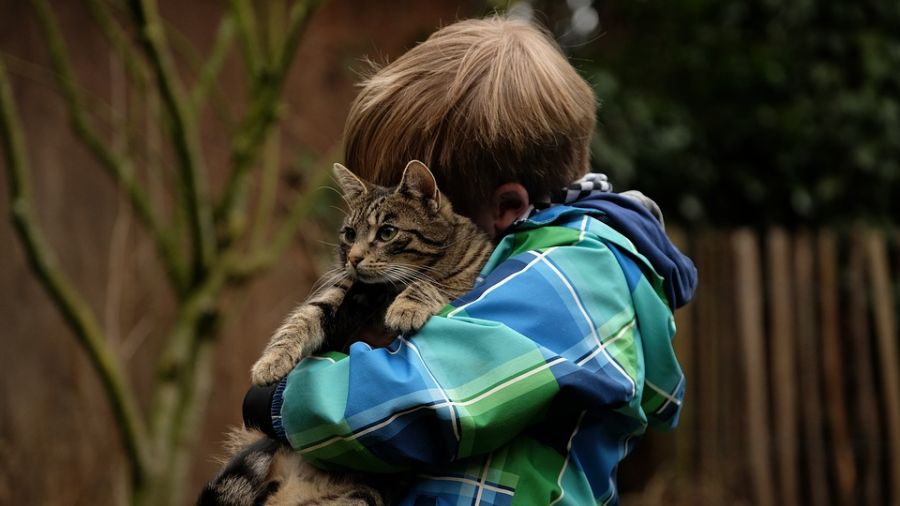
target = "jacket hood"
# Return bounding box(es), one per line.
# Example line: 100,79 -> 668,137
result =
571,193 -> 698,311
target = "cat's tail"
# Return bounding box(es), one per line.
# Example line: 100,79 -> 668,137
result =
198,428 -> 386,506
197,429 -> 282,506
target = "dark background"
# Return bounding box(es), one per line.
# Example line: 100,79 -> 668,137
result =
1,1 -> 898,504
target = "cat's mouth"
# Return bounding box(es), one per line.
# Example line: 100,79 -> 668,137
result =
348,265 -> 385,284
355,272 -> 381,283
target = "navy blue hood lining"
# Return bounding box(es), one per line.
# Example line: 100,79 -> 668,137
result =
572,193 -> 698,310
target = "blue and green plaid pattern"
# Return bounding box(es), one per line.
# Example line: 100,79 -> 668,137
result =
278,205 -> 684,505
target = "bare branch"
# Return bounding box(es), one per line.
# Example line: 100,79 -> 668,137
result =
147,252 -> 231,482
265,0 -> 287,59
248,0 -> 285,249
127,0 -> 216,276
96,0 -> 235,127
250,131 -> 281,249
85,0 -> 151,93
0,52 -> 118,119
278,0 -> 326,76
0,58 -> 150,484
166,336 -> 216,505
189,13 -> 237,113
216,0 -> 326,245
229,0 -> 263,76
29,0 -> 188,292
228,152 -> 334,280
160,13 -> 235,125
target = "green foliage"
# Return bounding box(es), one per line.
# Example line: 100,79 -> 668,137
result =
568,0 -> 900,226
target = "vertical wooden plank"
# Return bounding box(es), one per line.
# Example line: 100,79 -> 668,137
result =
733,229 -> 775,506
695,230 -> 722,494
848,227 -> 883,505
668,226 -> 695,476
766,228 -> 800,506
865,229 -> 900,505
794,231 -> 829,506
817,230 -> 856,505
717,231 -> 743,496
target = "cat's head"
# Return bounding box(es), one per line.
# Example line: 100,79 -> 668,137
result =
333,160 -> 454,284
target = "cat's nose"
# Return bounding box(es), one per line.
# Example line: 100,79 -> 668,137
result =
347,253 -> 363,267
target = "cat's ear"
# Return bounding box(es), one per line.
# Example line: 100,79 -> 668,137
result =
397,160 -> 440,205
333,163 -> 369,199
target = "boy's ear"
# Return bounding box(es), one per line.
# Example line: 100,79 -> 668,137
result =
333,163 -> 369,199
489,183 -> 530,238
397,160 -> 440,205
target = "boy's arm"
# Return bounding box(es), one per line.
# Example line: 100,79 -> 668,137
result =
245,234 -> 676,472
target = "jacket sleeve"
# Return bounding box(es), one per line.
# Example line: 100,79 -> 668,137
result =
273,240 -> 652,472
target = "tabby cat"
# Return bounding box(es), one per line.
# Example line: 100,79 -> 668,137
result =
199,160 -> 494,505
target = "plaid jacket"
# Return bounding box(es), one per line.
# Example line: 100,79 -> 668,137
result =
274,204 -> 687,505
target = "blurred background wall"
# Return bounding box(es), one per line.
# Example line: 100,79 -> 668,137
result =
0,0 -> 477,503
0,0 -> 898,505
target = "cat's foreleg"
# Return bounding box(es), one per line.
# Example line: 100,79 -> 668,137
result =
384,281 -> 448,334
251,280 -> 351,385
313,487 -> 384,506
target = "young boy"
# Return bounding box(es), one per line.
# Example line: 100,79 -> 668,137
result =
244,17 -> 696,505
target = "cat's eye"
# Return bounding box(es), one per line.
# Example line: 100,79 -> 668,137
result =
341,227 -> 356,243
377,225 -> 398,241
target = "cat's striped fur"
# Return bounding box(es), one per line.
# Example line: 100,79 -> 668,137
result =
250,160 -> 493,385
197,428 -> 384,506
201,161 -> 493,505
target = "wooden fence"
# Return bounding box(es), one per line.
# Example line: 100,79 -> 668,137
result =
619,226 -> 900,506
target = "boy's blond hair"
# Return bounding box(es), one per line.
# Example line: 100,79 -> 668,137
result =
343,17 -> 596,216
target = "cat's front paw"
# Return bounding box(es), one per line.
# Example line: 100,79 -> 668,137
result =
317,485 -> 384,506
384,299 -> 433,334
251,306 -> 327,385
251,347 -> 298,386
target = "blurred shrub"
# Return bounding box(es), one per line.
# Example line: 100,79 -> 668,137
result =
515,0 -> 900,226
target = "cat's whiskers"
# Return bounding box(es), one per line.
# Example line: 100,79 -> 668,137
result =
321,184 -> 354,208
384,265 -> 439,284
310,266 -> 345,286
393,262 -> 447,277
328,205 -> 348,217
381,266 -> 458,299
306,268 -> 349,300
386,264 -> 451,287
